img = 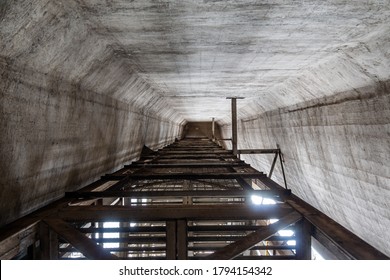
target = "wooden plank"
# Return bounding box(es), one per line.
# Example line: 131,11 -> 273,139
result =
0,221 -> 39,260
126,162 -> 250,168
58,204 -> 294,222
101,172 -> 265,181
205,212 -> 302,259
141,154 -> 236,159
66,189 -> 288,200
43,219 -> 118,260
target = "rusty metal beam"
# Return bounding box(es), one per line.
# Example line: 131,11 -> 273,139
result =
126,162 -> 250,168
295,218 -> 312,260
177,220 -> 187,260
101,172 -> 265,181
58,204 -> 294,222
257,178 -> 389,259
66,189 -> 289,200
166,221 -> 176,260
238,149 -> 280,154
43,219 -> 118,260
205,212 -> 302,259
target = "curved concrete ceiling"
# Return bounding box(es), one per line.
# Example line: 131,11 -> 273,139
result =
2,1 -> 389,123
73,0 -> 390,123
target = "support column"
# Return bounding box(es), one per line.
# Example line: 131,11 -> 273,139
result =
211,117 -> 215,141
227,97 -> 243,156
165,220 -> 188,260
166,221 -> 176,260
177,220 -> 188,260
295,218 -> 312,260
38,222 -> 58,260
231,98 -> 237,156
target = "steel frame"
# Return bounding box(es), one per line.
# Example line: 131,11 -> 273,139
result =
0,138 -> 387,260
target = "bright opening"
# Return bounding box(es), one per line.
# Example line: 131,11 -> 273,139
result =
103,222 -> 119,249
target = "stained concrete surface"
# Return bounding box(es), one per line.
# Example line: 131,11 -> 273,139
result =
0,0 -> 389,256
221,82 -> 390,255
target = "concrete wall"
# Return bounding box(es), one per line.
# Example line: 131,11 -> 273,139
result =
221,76 -> 390,256
0,0 -> 183,226
220,24 -> 390,256
0,59 -> 182,227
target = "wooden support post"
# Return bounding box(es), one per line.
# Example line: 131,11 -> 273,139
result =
295,218 -> 312,260
38,222 -> 50,260
177,220 -> 187,260
205,212 -> 302,260
38,222 -> 58,260
166,221 -> 176,260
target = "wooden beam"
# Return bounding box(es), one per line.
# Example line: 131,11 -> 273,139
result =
287,198 -> 389,259
66,189 -> 288,200
101,172 -> 265,181
188,235 -> 296,242
38,222 -> 51,260
234,177 -> 254,191
43,219 -> 118,260
158,150 -> 231,155
60,246 -> 166,253
141,155 -> 238,160
125,162 -> 250,168
190,245 -> 296,251
312,227 -> 351,260
0,221 -> 39,260
205,212 -> 302,259
58,204 -> 294,222
188,225 -> 268,232
238,149 -> 280,154
257,177 -> 389,259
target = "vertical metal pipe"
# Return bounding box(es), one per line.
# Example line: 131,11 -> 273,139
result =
231,98 -> 238,156
211,117 -> 215,141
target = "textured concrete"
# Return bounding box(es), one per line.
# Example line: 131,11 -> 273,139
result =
1,0 -> 389,256
222,83 -> 390,256
0,0 -> 183,226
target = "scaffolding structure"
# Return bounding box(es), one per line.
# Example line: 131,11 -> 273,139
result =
0,137 -> 387,260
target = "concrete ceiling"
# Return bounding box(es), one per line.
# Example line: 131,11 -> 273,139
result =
73,0 -> 390,123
